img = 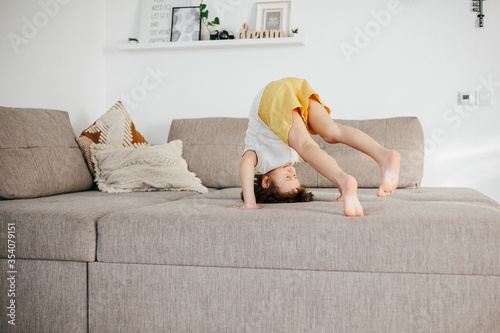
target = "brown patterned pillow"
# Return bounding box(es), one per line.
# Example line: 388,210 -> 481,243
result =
77,101 -> 149,175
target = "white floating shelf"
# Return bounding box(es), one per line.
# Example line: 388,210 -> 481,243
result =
117,34 -> 307,51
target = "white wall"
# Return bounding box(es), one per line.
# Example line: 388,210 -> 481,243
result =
1,0 -> 500,203
0,0 -> 106,130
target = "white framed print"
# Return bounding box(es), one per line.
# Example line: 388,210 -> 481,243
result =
255,1 -> 291,36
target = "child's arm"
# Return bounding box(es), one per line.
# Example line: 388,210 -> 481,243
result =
229,150 -> 261,210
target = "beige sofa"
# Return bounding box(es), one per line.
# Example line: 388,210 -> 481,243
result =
1,106 -> 499,332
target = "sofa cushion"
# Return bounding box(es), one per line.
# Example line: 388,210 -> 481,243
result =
0,259 -> 87,333
317,117 -> 424,188
0,190 -> 200,262
168,117 -> 246,188
92,141 -> 208,194
167,117 -> 424,188
89,262 -> 500,332
76,101 -> 149,175
96,187 -> 500,275
0,106 -> 93,199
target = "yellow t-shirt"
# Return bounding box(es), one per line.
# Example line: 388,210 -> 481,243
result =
258,77 -> 331,145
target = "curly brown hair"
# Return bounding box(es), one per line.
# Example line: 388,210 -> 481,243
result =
241,174 -> 314,203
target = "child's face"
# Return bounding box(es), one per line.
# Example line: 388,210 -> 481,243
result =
266,163 -> 301,195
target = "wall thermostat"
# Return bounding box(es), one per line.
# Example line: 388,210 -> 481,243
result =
459,92 -> 475,106
458,91 -> 492,106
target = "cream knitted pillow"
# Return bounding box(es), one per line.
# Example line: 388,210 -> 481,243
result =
91,140 -> 208,194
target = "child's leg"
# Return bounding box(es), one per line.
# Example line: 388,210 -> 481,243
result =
307,97 -> 400,197
288,110 -> 363,217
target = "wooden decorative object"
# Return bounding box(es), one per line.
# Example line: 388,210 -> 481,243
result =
236,23 -> 285,39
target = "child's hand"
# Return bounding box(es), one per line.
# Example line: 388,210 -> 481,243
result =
228,204 -> 261,210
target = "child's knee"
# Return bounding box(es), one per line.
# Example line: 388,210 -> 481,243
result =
320,123 -> 343,144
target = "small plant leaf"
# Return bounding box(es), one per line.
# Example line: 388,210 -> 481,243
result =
213,17 -> 220,25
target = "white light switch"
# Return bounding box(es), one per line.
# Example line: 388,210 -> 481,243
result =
477,91 -> 492,106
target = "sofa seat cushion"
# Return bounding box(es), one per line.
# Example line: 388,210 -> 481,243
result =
0,106 -> 94,199
96,188 -> 500,275
0,190 -> 200,262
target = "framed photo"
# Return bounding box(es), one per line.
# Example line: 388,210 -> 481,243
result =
255,1 -> 291,36
171,6 -> 201,42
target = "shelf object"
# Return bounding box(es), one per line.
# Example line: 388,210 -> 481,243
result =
117,34 -> 307,51
472,0 -> 485,27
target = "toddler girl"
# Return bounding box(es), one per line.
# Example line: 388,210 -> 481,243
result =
230,77 -> 400,217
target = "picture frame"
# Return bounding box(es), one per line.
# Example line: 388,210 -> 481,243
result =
171,6 -> 201,42
255,1 -> 291,36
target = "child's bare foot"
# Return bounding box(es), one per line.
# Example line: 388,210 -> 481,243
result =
377,149 -> 401,197
335,175 -> 363,217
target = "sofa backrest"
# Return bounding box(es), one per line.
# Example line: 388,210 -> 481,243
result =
168,116 -> 424,189
0,106 -> 93,199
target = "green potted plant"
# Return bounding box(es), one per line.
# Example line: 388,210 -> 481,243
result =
200,1 -> 220,40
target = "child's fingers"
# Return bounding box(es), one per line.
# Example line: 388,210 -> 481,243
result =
227,205 -> 261,210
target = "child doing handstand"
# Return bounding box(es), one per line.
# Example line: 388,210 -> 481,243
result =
230,77 -> 401,217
